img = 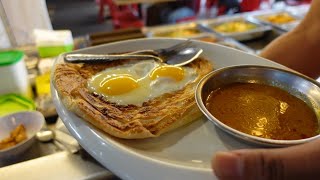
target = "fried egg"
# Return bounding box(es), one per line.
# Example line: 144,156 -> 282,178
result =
87,60 -> 198,106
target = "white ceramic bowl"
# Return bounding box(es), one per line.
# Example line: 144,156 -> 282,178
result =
0,111 -> 45,161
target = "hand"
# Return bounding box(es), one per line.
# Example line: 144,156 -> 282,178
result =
212,138 -> 320,180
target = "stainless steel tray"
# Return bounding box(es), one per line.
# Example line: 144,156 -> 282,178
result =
278,20 -> 301,32
252,11 -> 301,32
144,22 -> 204,38
198,16 -> 271,41
191,33 -> 255,54
216,39 -> 256,54
285,4 -> 310,18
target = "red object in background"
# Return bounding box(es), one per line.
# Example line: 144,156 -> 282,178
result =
206,0 -> 227,16
191,0 -> 220,16
205,0 -> 218,12
217,5 -> 227,15
240,0 -> 261,12
193,0 -> 226,16
97,0 -> 144,29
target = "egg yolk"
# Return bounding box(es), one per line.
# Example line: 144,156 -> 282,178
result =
149,65 -> 184,81
99,75 -> 138,95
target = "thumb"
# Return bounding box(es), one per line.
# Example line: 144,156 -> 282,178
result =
212,138 -> 320,180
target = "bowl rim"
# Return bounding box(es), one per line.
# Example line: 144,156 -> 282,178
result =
195,65 -> 320,147
0,111 -> 45,153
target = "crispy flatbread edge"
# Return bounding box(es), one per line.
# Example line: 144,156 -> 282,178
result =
155,103 -> 203,136
60,94 -> 203,139
61,95 -> 155,139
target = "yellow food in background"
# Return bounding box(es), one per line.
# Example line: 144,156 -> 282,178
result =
0,124 -> 27,150
35,72 -> 51,96
264,13 -> 296,24
213,21 -> 257,33
154,28 -> 200,37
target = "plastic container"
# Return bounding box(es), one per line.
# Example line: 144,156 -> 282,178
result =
34,29 -> 74,58
0,94 -> 35,117
0,51 -> 32,98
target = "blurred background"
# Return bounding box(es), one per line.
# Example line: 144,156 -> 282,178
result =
0,0 -> 313,179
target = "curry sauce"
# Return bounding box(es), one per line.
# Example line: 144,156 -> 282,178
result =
206,83 -> 319,140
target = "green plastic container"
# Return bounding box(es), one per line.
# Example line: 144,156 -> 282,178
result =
34,29 -> 74,58
0,50 -> 24,66
38,44 -> 73,58
0,94 -> 35,117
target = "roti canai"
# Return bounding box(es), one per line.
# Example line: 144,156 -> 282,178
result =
53,57 -> 212,139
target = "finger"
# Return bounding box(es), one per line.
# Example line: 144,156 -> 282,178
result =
212,138 -> 320,180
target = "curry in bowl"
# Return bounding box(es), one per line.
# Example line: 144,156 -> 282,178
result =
205,83 -> 318,140
195,65 -> 320,146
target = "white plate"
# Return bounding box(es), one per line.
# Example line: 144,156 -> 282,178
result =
51,38 -> 285,180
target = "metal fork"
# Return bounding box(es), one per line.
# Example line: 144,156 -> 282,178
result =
124,40 -> 193,57
64,40 -> 202,66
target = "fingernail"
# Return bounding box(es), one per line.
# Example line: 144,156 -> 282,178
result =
212,152 -> 243,178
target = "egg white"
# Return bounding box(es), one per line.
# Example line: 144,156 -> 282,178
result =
87,60 -> 198,106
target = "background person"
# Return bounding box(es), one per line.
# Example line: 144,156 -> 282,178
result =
212,0 -> 320,179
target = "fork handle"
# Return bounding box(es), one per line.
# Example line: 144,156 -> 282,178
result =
64,54 -> 161,63
124,49 -> 158,56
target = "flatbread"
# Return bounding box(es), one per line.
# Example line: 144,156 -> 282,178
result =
53,58 -> 213,139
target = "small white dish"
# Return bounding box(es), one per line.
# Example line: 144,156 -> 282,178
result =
0,111 -> 45,161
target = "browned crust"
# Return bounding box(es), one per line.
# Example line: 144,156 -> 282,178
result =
53,58 -> 213,139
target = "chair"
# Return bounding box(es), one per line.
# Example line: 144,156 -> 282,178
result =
240,0 -> 261,12
193,0 -> 234,17
98,0 -> 144,29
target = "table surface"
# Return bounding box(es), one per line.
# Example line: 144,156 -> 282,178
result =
0,119 -> 120,180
